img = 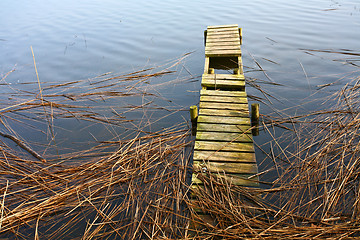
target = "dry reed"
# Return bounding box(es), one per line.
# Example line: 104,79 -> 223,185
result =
1,50 -> 360,239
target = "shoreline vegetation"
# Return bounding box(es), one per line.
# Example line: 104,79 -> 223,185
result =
1,51 -> 360,239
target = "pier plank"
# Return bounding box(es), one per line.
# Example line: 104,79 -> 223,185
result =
200,95 -> 248,103
206,50 -> 242,57
196,131 -> 253,142
207,29 -> 239,34
197,115 -> 250,125
196,123 -> 252,133
194,140 -> 254,152
192,173 -> 258,187
199,108 -> 248,117
193,150 -> 256,162
199,102 -> 248,111
193,161 -> 258,174
207,24 -> 238,29
202,73 -> 245,80
200,89 -> 247,97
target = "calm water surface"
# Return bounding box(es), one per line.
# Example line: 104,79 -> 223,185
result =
1,0 -> 360,148
1,0 -> 360,238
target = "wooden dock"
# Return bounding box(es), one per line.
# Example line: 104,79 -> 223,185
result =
192,24 -> 259,194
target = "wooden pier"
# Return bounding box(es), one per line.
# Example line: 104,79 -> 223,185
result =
191,24 -> 259,202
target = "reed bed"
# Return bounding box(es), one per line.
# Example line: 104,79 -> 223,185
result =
0,56 -> 195,239
1,51 -> 360,239
189,69 -> 360,238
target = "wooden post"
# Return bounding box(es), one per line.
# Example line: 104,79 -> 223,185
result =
251,103 -> 259,136
239,28 -> 242,45
204,30 -> 207,46
190,105 -> 198,136
204,57 -> 210,74
233,68 -> 240,75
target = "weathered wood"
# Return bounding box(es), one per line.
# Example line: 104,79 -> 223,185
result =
196,131 -> 252,142
239,28 -> 243,45
193,150 -> 256,162
201,74 -> 245,89
251,103 -> 260,136
193,161 -> 258,174
207,29 -> 239,34
190,105 -> 198,122
194,140 -> 254,152
206,42 -> 240,47
206,46 -> 241,52
199,108 -> 248,117
200,95 -> 248,103
191,24 -> 258,227
190,105 -> 198,136
207,28 -> 239,33
206,38 -> 240,43
206,41 -> 239,48
192,172 -> 258,186
207,31 -> 239,36
205,50 -> 242,57
196,123 -> 252,133
204,30 -> 207,46
199,102 -> 248,110
207,24 -> 238,29
204,57 -> 209,74
202,73 -> 245,80
201,79 -> 245,89
197,115 -> 250,125
200,89 -> 247,97
206,35 -> 239,41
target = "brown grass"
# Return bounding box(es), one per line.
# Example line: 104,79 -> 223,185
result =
1,51 -> 360,239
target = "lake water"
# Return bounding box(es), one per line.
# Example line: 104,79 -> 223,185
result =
1,0 -> 359,107
1,0 -> 360,238
1,0 -> 359,151
1,0 -> 360,156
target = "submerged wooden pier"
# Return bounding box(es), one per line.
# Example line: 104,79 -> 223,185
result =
192,24 -> 259,199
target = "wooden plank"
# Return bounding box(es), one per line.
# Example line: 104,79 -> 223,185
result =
206,38 -> 240,43
199,108 -> 248,117
207,33 -> 240,39
202,74 -> 245,80
205,45 -> 241,51
206,35 -> 239,41
200,95 -> 248,103
194,150 -> 256,162
206,50 -> 242,56
205,42 -> 241,48
198,115 -> 250,125
193,161 -> 258,174
201,79 -> 245,89
207,28 -> 239,34
208,24 -> 238,29
206,41 -> 241,46
196,123 -> 252,133
206,45 -> 241,50
207,29 -> 239,34
194,140 -> 254,152
192,173 -> 258,186
200,89 -> 247,97
204,56 -> 209,74
199,102 -> 248,111
196,131 -> 252,142
206,36 -> 239,41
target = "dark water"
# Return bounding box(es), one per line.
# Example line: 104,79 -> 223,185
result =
1,0 -> 360,238
1,0 -> 359,151
1,0 -> 359,109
